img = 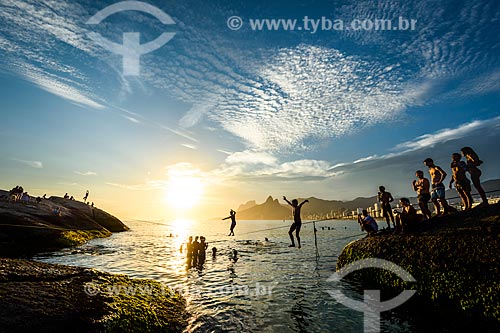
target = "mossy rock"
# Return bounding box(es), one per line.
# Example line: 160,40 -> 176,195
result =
0,258 -> 189,332
336,203 -> 500,326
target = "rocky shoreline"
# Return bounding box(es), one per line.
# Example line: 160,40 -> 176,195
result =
0,258 -> 189,332
0,191 -> 190,332
0,190 -> 128,256
337,202 -> 500,329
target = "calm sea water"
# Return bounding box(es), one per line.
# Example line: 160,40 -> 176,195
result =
33,219 -> 417,332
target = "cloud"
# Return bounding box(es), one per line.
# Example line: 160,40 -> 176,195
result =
11,158 -> 43,168
392,116 -> 500,154
105,180 -> 165,191
0,0 -> 106,110
330,115 -> 500,174
57,182 -> 81,187
225,150 -> 277,166
75,171 -> 97,176
180,143 -> 197,150
122,115 -> 141,124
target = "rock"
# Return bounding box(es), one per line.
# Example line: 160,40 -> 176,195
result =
0,190 -> 128,257
0,258 -> 189,332
336,203 -> 500,328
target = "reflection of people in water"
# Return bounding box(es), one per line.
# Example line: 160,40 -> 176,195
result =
222,209 -> 237,236
283,196 -> 309,248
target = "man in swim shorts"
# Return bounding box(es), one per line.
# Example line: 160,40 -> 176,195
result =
424,158 -> 454,216
283,196 -> 309,248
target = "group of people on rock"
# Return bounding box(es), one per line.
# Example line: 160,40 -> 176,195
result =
63,190 -> 94,207
359,147 -> 488,236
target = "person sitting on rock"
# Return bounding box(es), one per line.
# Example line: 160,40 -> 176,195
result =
412,170 -> 433,220
395,198 -> 423,233
358,209 -> 378,237
53,207 -> 61,216
21,192 -> 30,204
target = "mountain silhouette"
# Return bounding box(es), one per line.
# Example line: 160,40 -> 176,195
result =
236,196 -> 292,220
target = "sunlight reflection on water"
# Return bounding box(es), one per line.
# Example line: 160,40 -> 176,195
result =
34,219 -> 414,332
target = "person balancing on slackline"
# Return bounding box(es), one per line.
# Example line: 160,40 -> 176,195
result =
222,209 -> 237,236
283,196 -> 309,249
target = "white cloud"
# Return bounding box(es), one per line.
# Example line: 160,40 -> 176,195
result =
11,158 -> 43,168
122,115 -> 141,124
225,150 -> 277,166
75,171 -> 97,176
105,180 -> 165,191
181,143 -> 197,150
392,116 -> 500,153
329,115 -> 500,172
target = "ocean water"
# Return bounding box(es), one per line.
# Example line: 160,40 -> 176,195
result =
33,219 -> 417,332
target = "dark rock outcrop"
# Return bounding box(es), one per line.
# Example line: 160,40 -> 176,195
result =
0,190 -> 128,256
336,203 -> 500,328
0,258 -> 188,332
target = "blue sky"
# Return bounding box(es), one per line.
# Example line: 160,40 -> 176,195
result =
1,0 -> 499,219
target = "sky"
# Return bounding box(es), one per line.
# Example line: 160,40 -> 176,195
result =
0,0 -> 499,220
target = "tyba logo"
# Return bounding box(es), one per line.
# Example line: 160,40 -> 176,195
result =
326,258 -> 416,333
86,1 -> 176,76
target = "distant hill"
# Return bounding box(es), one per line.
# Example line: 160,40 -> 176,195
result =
234,179 -> 500,219
237,200 -> 257,212
236,196 -> 292,220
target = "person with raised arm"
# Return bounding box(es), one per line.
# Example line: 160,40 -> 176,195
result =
283,196 -> 309,248
222,209 -> 237,236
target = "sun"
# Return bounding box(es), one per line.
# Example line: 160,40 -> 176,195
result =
165,176 -> 204,211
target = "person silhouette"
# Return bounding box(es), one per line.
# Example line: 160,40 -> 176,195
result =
83,190 -> 89,203
222,209 -> 237,236
461,147 -> 488,206
283,196 -> 309,248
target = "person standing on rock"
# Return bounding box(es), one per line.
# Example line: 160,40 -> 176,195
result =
83,190 -> 89,203
461,147 -> 488,206
283,196 -> 309,248
449,153 -> 473,211
424,158 -> 455,216
377,186 -> 395,229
